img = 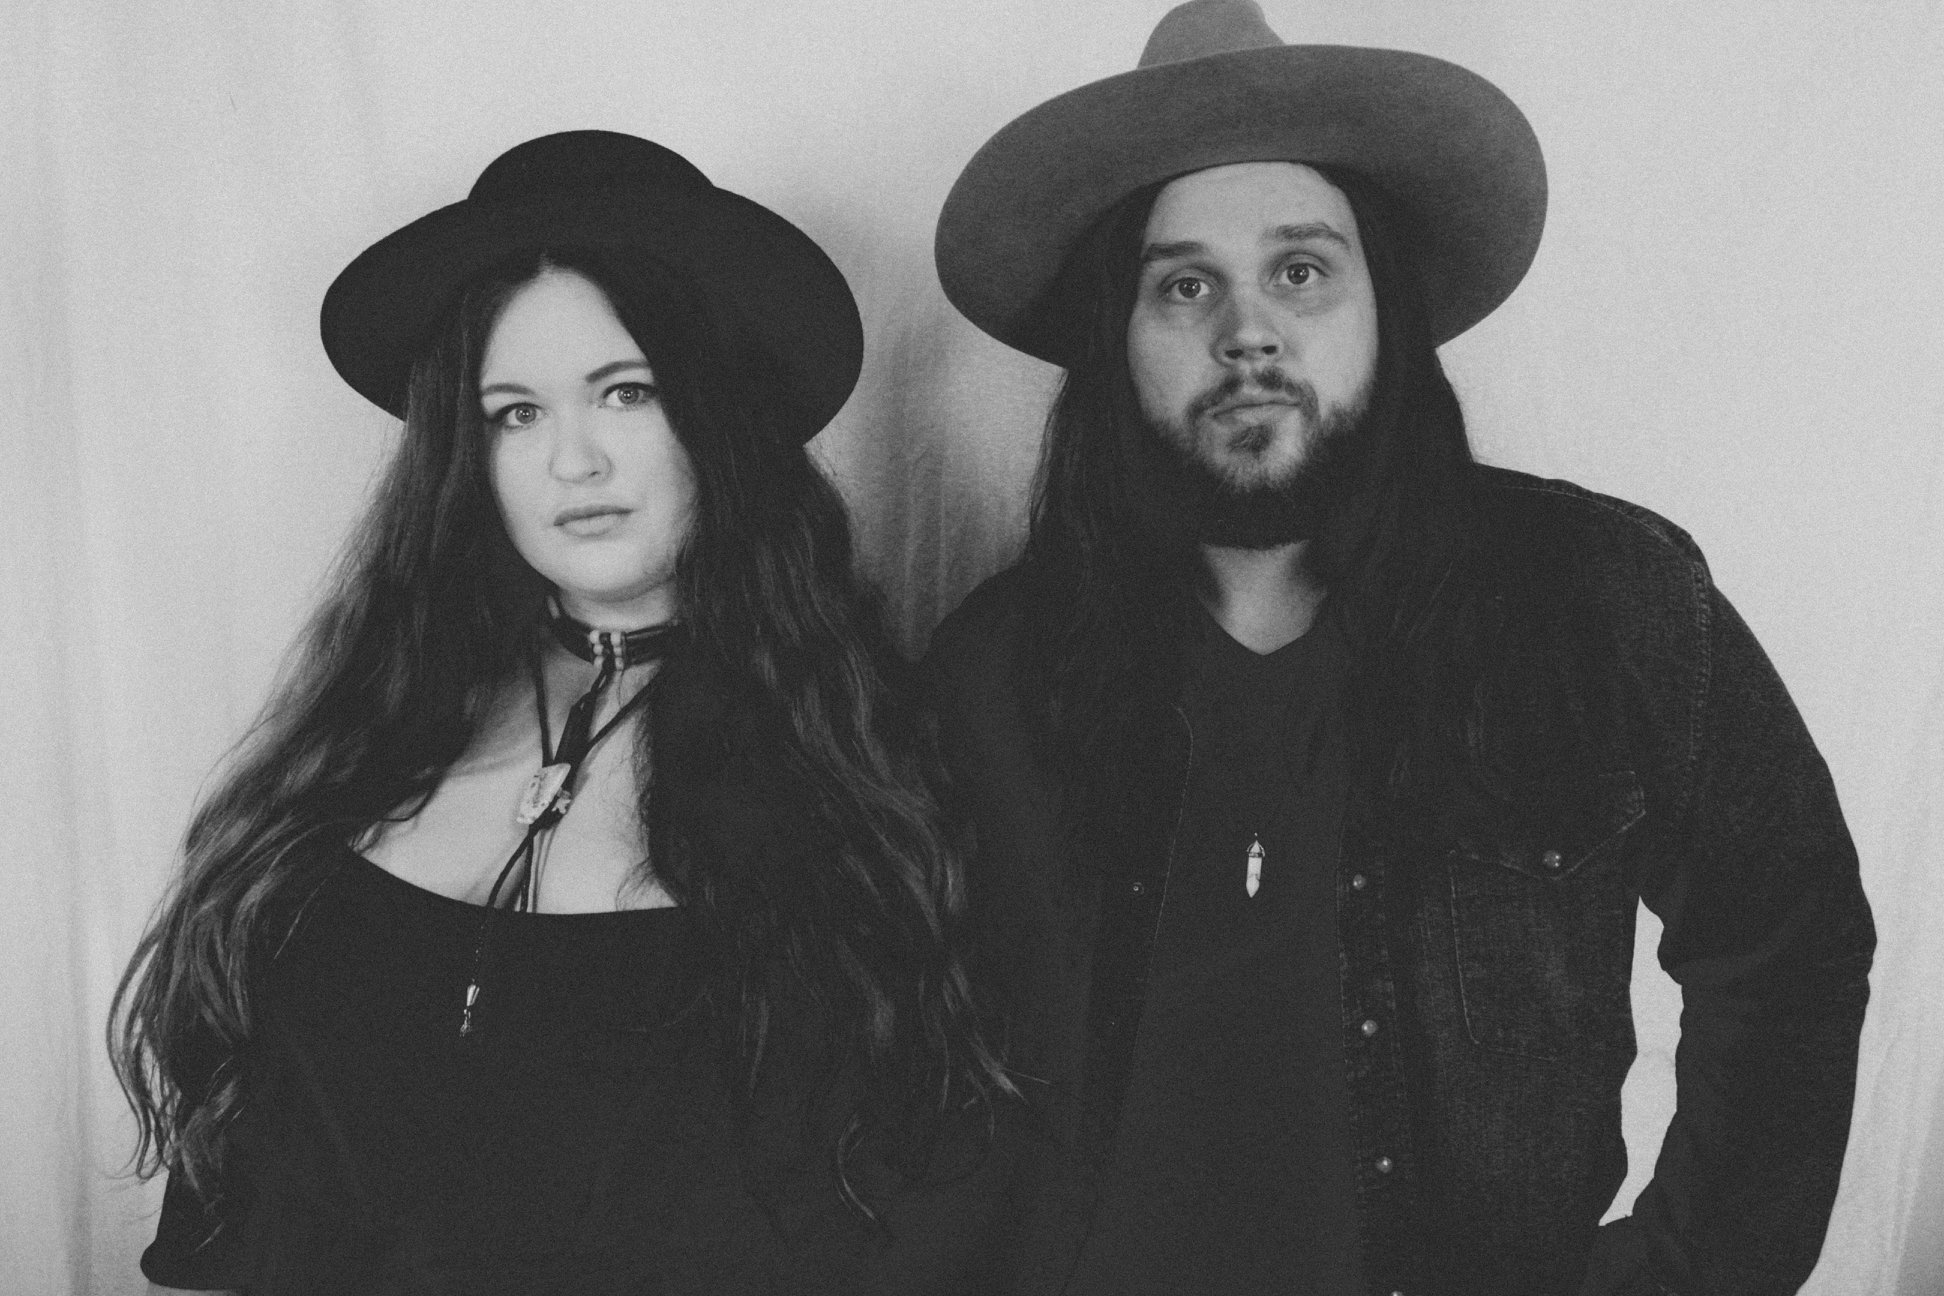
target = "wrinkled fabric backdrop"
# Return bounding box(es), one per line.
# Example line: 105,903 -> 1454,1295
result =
2,1 -> 1940,1291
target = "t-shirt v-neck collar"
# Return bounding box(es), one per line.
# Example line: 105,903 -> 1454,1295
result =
1194,600 -> 1329,672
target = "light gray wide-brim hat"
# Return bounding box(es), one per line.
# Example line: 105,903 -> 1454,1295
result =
934,0 -> 1547,366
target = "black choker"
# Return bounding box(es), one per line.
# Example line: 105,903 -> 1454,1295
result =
546,607 -> 683,668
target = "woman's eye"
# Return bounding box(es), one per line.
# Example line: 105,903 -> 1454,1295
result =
487,403 -> 539,429
1163,276 -> 1208,302
1279,262 -> 1318,287
605,382 -> 659,408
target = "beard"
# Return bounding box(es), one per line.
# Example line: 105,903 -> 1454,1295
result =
1149,370 -> 1371,550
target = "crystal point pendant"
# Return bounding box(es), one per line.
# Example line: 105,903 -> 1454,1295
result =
1246,836 -> 1265,897
517,763 -> 573,825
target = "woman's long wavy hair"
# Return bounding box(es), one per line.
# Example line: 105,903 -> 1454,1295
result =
1020,165 -> 1494,823
110,246 -> 1008,1213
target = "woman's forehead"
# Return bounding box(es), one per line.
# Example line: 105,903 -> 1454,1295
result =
480,269 -> 646,388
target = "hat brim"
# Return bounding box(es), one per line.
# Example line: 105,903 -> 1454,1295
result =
935,44 -> 1546,363
322,184 -> 862,443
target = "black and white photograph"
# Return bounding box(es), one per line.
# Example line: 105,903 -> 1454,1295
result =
2,2 -> 1939,1292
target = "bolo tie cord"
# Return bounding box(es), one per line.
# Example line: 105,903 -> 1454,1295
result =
460,624 -> 673,1036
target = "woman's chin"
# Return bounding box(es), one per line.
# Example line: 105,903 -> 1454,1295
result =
551,581 -> 678,629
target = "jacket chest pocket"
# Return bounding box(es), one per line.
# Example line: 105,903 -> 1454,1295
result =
1443,770 -> 1644,1062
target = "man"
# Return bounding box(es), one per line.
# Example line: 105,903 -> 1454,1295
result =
922,3 -> 1875,1294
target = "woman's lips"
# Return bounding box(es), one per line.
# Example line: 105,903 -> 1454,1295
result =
555,506 -> 630,537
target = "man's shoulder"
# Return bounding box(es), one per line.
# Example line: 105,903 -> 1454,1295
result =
922,469 -> 1716,655
1470,464 -> 1710,578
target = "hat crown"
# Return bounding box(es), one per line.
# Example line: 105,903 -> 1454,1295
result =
1138,0 -> 1283,68
468,129 -> 713,205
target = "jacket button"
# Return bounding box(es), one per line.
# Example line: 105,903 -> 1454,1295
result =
1375,1155 -> 1394,1173
1350,873 -> 1368,891
1542,849 -> 1563,870
1130,880 -> 1144,895
1360,1018 -> 1379,1037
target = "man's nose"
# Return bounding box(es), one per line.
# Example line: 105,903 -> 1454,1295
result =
1216,291 -> 1283,363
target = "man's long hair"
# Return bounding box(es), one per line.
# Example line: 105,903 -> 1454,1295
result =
110,248 -> 1008,1214
1021,166 -> 1483,812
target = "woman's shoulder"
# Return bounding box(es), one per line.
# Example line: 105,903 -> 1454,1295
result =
922,564 -> 1036,690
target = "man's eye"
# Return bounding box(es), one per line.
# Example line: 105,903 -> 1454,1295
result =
487,403 -> 539,429
1279,262 -> 1318,286
1163,276 -> 1208,302
606,382 -> 659,407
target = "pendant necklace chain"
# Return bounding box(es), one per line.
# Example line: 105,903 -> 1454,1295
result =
458,606 -> 681,1035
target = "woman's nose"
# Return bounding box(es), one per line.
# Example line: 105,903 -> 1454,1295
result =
549,410 -> 610,482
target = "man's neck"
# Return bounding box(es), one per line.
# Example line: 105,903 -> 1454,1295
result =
1197,541 -> 1325,654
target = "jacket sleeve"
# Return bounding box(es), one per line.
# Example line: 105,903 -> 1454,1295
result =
1602,584 -> 1874,1295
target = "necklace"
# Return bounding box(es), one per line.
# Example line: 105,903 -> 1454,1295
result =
458,605 -> 682,1035
514,608 -> 682,836
545,609 -> 683,670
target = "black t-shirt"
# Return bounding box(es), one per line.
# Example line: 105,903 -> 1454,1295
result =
142,844 -> 1018,1295
1067,611 -> 1365,1294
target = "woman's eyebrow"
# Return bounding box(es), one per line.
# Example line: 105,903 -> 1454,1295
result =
479,360 -> 651,399
1140,239 -> 1205,265
584,359 -> 653,384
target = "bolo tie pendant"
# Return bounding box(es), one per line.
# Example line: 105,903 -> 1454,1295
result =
517,762 -> 573,825
1246,835 -> 1265,897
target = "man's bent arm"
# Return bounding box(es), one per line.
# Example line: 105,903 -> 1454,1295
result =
1613,587 -> 1874,1295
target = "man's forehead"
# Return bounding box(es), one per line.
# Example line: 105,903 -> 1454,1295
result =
1144,161 -> 1358,248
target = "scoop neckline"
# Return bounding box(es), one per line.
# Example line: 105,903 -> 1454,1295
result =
336,842 -> 683,925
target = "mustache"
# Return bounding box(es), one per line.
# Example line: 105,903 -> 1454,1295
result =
1185,368 -> 1319,424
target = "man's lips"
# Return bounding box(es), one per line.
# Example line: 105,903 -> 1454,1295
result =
1207,396 -> 1299,418
1187,369 -> 1319,425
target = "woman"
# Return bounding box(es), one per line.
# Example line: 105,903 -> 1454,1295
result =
111,130 -> 1013,1294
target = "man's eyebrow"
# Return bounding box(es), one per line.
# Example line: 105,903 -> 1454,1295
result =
1271,222 -> 1351,248
478,359 -> 651,399
1139,223 -> 1351,266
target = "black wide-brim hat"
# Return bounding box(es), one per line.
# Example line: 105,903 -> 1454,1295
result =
322,130 -> 863,443
935,0 -> 1547,365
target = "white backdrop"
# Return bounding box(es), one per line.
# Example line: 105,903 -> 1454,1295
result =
3,2 -> 1940,1292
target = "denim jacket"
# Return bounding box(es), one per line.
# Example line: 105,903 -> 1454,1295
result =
922,467 -> 1874,1296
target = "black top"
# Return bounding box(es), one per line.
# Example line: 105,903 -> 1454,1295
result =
1066,613 -> 1363,1294
143,845 -> 1018,1295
